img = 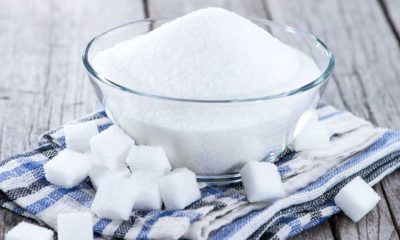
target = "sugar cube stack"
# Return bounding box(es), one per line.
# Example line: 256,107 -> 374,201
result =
159,168 -> 201,210
64,121 -> 99,153
5,221 -> 53,240
294,120 -> 331,151
44,149 -> 91,189
334,176 -> 381,222
90,125 -> 134,169
240,161 -> 285,203
89,166 -> 131,189
91,178 -> 137,220
126,145 -> 172,174
57,212 -> 93,240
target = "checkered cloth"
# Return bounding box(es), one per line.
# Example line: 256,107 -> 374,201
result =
0,105 -> 399,239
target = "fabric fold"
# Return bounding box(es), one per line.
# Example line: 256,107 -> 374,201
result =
0,105 -> 398,240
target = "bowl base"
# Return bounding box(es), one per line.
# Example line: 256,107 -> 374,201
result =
196,147 -> 288,184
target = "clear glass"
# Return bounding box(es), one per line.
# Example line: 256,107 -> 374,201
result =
83,17 -> 334,183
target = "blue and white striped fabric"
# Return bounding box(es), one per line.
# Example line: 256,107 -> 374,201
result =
0,105 -> 399,239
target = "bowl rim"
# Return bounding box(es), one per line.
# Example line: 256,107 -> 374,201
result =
82,16 -> 335,103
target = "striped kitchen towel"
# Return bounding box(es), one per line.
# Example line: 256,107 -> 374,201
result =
0,105 -> 398,239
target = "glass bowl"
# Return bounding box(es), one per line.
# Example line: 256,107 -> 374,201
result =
83,17 -> 334,183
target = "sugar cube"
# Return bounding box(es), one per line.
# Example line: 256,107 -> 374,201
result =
240,161 -> 285,203
5,221 -> 53,240
44,149 -> 91,189
90,125 -> 134,169
64,121 -> 99,153
334,176 -> 380,222
159,168 -> 201,210
91,178 -> 137,220
131,170 -> 164,182
133,178 -> 162,210
131,170 -> 164,210
57,212 -> 93,240
89,165 -> 131,189
294,120 -> 331,151
126,145 -> 171,174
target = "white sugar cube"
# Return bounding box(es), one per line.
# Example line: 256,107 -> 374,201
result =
64,121 -> 99,153
89,166 -> 131,189
240,161 -> 285,203
133,178 -> 162,211
44,149 -> 91,189
126,145 -> 171,174
91,178 -> 137,220
159,168 -> 201,210
57,212 -> 93,240
90,125 -> 134,169
334,176 -> 380,222
5,221 -> 53,240
294,120 -> 331,151
131,170 -> 164,181
131,170 -> 164,210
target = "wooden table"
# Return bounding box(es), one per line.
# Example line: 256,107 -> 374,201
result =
1,0 -> 399,239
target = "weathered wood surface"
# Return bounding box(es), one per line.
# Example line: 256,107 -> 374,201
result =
0,0 -> 144,238
264,1 -> 400,239
0,0 -> 399,239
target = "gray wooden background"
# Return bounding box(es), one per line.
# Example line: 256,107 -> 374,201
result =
0,0 -> 399,239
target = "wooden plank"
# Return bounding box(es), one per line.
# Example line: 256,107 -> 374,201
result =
266,0 -> 400,129
382,170 -> 400,236
146,1 -> 334,239
330,185 -> 398,240
264,0 -> 400,239
291,221 -> 334,240
379,0 -> 400,236
381,0 -> 400,40
0,0 -> 144,238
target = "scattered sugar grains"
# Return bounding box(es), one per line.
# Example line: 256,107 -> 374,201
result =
93,8 -> 320,99
5,221 -> 53,240
44,149 -> 91,189
57,212 -> 93,240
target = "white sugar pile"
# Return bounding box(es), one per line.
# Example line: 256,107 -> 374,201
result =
92,8 -> 322,175
94,8 -> 320,99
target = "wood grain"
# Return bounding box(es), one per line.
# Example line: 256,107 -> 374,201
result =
290,221 -> 334,240
146,1 -> 333,239
380,1 -> 400,236
148,0 -> 266,18
264,0 -> 400,239
148,0 -> 400,238
330,185 -> 398,240
0,0 -> 144,238
1,0 -> 400,239
381,0 -> 400,41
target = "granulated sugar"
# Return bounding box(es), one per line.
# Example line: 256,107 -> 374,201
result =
94,8 -> 319,100
92,8 -> 322,175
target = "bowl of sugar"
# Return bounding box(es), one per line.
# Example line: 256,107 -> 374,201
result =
83,8 -> 334,181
